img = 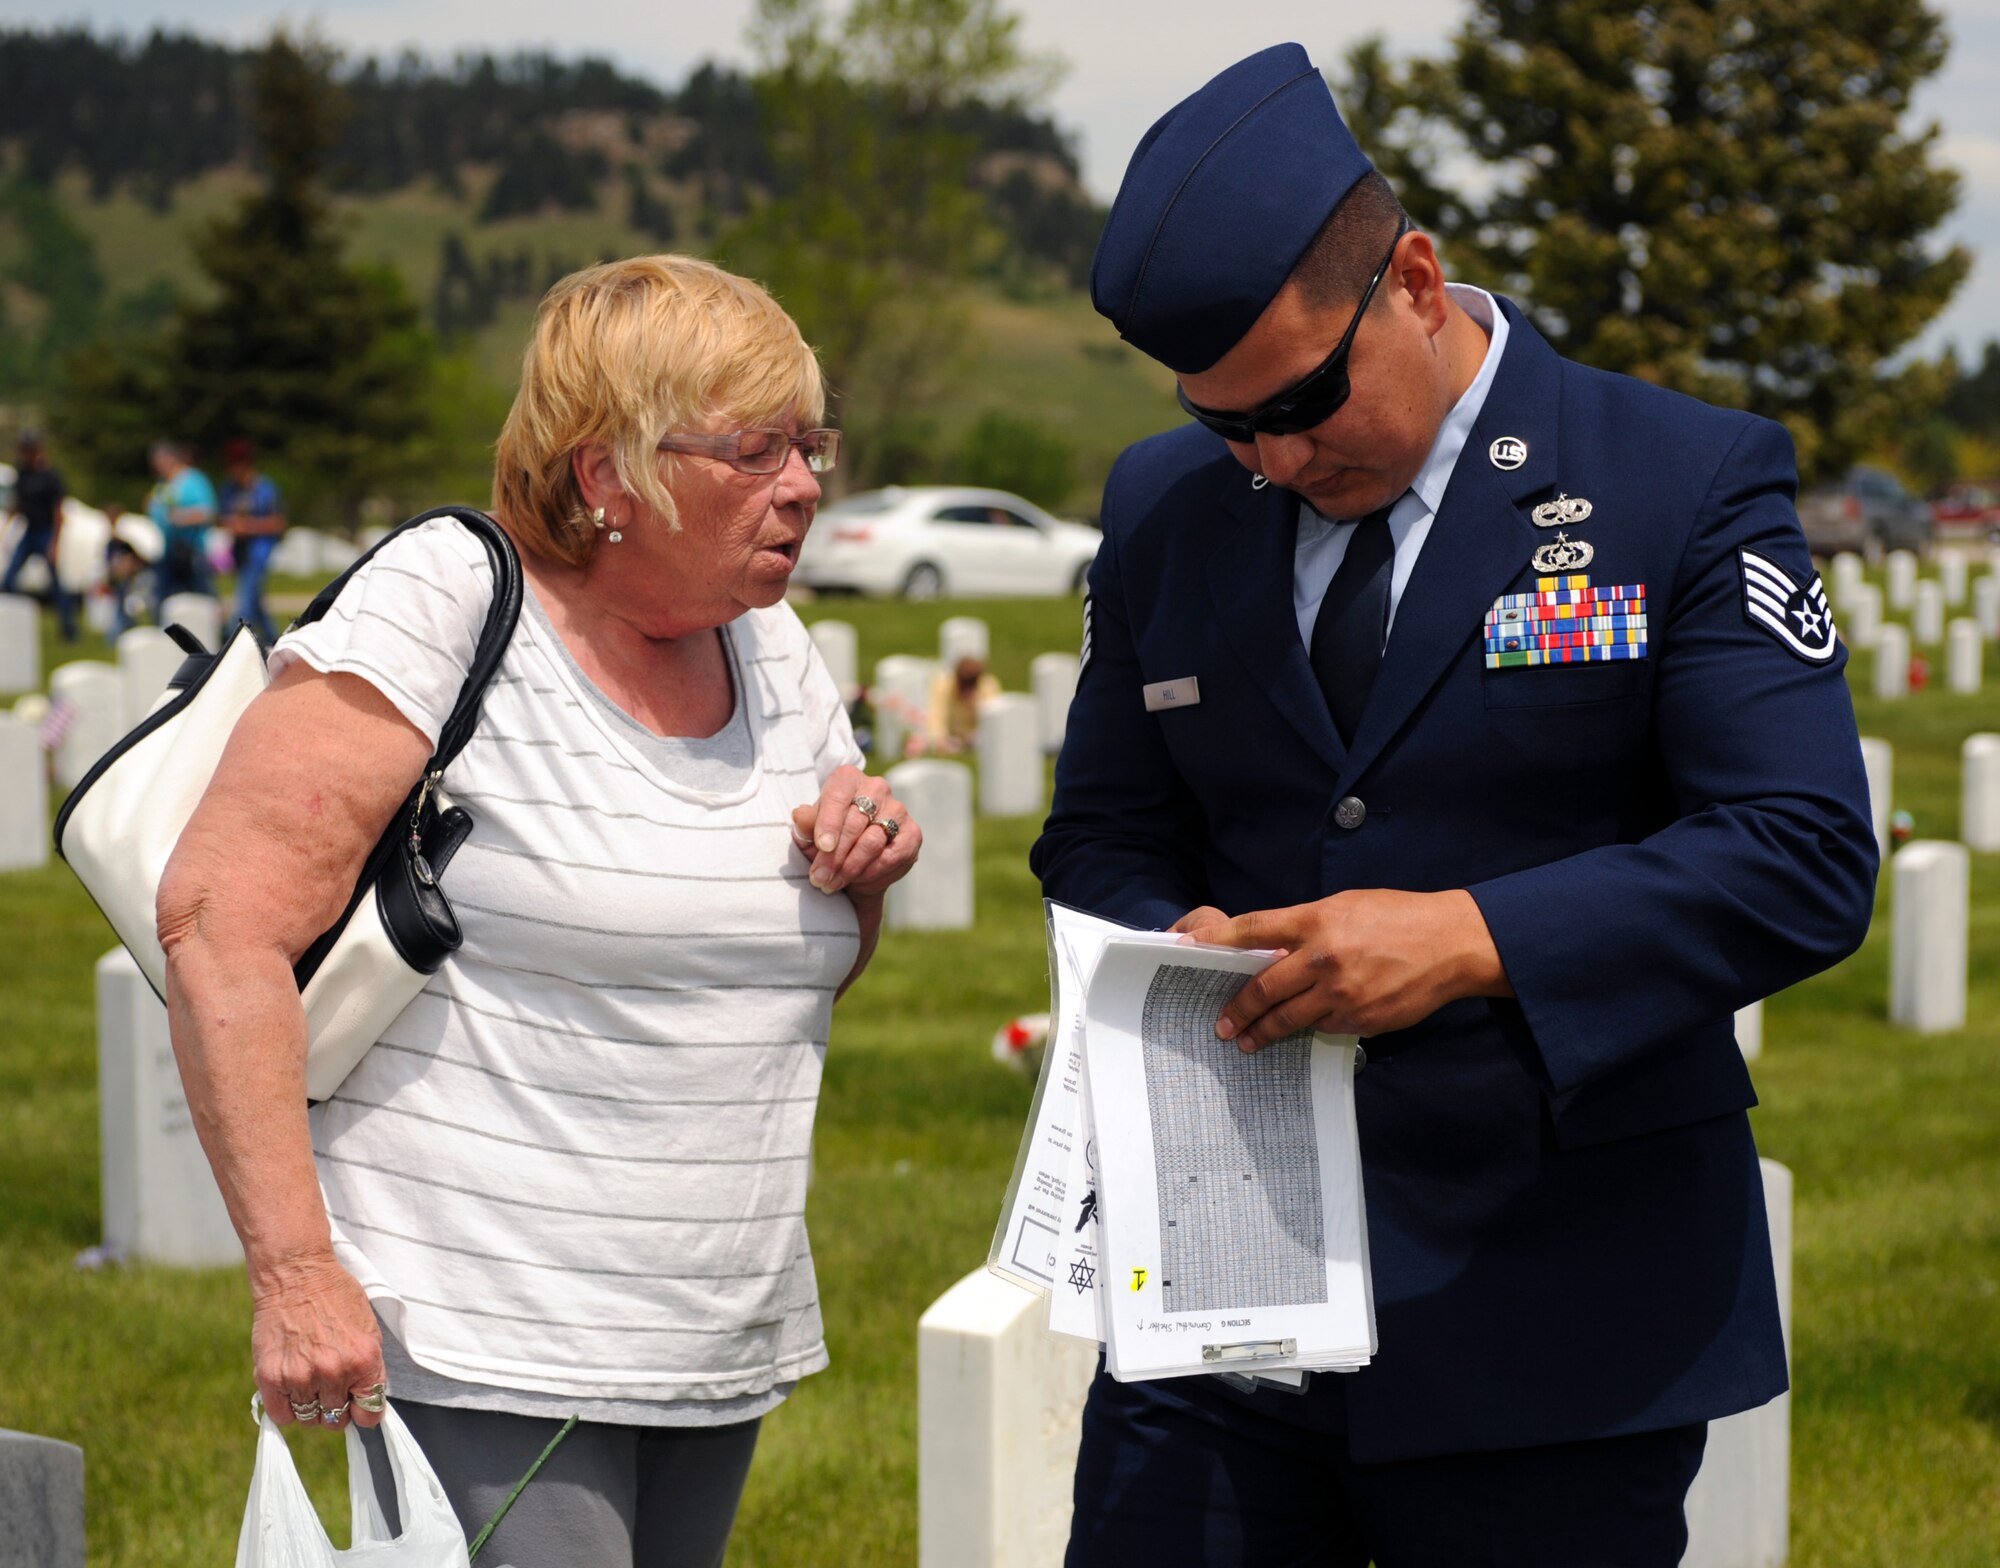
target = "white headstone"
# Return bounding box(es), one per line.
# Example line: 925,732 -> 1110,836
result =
358,526 -> 393,553
320,535 -> 363,573
1961,734 -> 2000,853
0,594 -> 39,694
977,694 -> 1044,818
886,759 -> 974,931
1939,550 -> 1969,607
1885,549 -> 1917,611
1030,652 -> 1080,756
96,947 -> 243,1266
1889,841 -> 1969,1033
0,1428 -> 85,1568
1733,1000 -> 1763,1062
809,619 -> 861,703
1872,623 -> 1909,701
159,592 -> 223,652
1682,1160 -> 1792,1568
270,528 -> 322,579
83,590 -> 114,636
940,615 -> 991,670
1974,575 -> 2000,640
1911,580 -> 1945,645
1842,583 -> 1882,650
1859,737 -> 1893,862
873,655 -> 939,765
1830,551 -> 1865,606
49,662 -> 123,792
1946,618 -> 1982,695
115,627 -> 185,729
0,713 -> 48,872
918,1268 -> 1097,1568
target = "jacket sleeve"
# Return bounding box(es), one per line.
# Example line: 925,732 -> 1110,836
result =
1030,469 -> 1210,930
1468,417 -> 1878,1097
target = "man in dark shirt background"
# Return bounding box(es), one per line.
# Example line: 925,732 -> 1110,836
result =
3,430 -> 77,641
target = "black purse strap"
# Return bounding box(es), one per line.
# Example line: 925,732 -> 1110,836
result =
293,505 -> 524,775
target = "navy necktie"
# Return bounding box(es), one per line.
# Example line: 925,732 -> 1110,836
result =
1308,500 -> 1400,745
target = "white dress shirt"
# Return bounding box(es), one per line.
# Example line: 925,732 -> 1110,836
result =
1292,285 -> 1509,651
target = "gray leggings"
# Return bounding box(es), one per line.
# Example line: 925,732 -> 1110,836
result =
357,1402 -> 761,1568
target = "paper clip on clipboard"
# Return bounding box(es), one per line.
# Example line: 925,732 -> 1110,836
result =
1202,1338 -> 1298,1365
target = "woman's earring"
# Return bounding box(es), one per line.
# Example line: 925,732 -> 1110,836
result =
591,506 -> 606,529
608,515 -> 623,545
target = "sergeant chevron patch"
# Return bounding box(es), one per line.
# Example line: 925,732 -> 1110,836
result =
1079,591 -> 1094,674
1740,548 -> 1837,663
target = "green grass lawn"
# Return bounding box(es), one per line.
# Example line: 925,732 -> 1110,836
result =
1,584 -> 1995,1565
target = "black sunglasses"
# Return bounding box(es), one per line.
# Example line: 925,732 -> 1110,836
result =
1176,219 -> 1410,443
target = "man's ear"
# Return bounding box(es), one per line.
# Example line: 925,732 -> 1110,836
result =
569,442 -> 625,511
1395,231 -> 1451,339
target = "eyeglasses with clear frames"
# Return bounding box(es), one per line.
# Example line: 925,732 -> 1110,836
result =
656,427 -> 841,475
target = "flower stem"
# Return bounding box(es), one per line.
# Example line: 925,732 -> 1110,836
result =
466,1413 -> 579,1562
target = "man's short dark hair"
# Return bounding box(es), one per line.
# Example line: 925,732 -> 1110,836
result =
1288,171 -> 1408,311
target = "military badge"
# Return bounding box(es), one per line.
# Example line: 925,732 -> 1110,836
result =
1531,493 -> 1593,529
1739,548 -> 1836,664
1485,575 -> 1649,667
1530,532 -> 1595,573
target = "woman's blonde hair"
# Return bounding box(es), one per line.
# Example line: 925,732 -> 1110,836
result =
492,255 -> 826,565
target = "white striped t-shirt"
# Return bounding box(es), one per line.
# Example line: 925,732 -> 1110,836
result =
273,517 -> 863,1407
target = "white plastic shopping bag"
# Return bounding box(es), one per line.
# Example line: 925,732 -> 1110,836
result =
235,1396 -> 470,1567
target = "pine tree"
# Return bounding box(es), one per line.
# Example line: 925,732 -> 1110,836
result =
1344,0 -> 1968,479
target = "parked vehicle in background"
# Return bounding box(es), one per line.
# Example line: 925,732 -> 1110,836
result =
1797,465 -> 1933,557
797,486 -> 1100,598
1930,481 -> 2000,541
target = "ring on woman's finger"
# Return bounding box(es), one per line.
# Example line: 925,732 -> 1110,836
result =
288,1398 -> 323,1423
851,794 -> 879,820
877,816 -> 901,841
320,1403 -> 349,1427
352,1383 -> 388,1415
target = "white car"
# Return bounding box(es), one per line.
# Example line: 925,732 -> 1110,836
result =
797,486 -> 1100,598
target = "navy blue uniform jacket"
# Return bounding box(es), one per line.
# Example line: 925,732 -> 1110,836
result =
1031,301 -> 1877,1463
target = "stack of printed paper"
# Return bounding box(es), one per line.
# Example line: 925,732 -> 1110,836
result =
990,901 -> 1376,1384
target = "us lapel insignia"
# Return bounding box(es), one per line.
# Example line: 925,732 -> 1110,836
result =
1489,436 -> 1528,470
1531,493 -> 1593,528
1486,575 -> 1650,667
1740,548 -> 1837,663
1530,532 -> 1594,573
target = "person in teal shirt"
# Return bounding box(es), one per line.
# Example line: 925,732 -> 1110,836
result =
147,439 -> 217,619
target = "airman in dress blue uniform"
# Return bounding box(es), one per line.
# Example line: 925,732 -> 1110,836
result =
1032,43 -> 1877,1566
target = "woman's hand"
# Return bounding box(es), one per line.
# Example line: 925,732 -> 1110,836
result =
251,1253 -> 389,1432
792,764 -> 922,899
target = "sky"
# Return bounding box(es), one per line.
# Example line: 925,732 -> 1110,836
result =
20,0 -> 2000,355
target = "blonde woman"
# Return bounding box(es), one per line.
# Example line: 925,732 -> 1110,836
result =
158,257 -> 921,1566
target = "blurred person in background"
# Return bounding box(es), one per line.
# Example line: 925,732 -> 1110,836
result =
147,438 -> 216,618
219,438 -> 287,642
2,430 -> 77,641
921,654 -> 1001,753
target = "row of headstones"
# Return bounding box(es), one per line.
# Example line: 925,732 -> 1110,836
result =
1830,550 -> 1998,700
917,1159 -> 1798,1568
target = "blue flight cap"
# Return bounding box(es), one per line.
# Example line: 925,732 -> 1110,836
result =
1091,43 -> 1374,374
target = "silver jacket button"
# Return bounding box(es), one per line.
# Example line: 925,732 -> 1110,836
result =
1334,796 -> 1367,831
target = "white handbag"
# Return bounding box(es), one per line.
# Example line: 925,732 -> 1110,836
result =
55,507 -> 522,1101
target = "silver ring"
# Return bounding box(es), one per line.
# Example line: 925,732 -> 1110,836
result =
878,816 -> 901,841
289,1398 -> 322,1423
852,794 -> 879,820
320,1402 -> 349,1426
352,1383 -> 388,1415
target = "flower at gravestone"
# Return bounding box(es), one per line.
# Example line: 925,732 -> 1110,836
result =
1891,809 -> 1916,848
1910,655 -> 1932,691
991,1012 -> 1050,1078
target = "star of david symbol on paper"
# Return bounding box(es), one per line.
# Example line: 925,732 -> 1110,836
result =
1068,1260 -> 1096,1294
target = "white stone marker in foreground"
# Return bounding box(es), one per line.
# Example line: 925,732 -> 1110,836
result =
49,661 -> 122,792
809,618 -> 860,703
977,694 -> 1044,818
1681,1159 -> 1793,1568
1872,623 -> 1910,701
1858,737 -> 1893,862
940,615 -> 991,670
1947,618 -> 1982,695
1733,1000 -> 1764,1062
0,593 -> 39,694
886,759 -> 973,930
1940,550 -> 1969,606
1912,580 -> 1945,645
0,1427 -> 86,1568
1842,584 -> 1882,650
1974,575 -> 2000,640
1830,551 -> 1864,605
96,947 -> 242,1266
159,592 -> 223,651
919,1268 -> 1097,1568
874,654 -> 940,764
1961,735 -> 2000,853
0,713 -> 48,871
1886,549 -> 1917,610
1889,841 -> 1969,1033
115,627 -> 185,730
1031,652 -> 1079,756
